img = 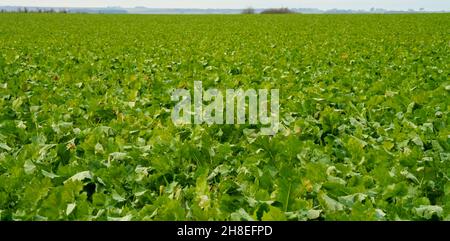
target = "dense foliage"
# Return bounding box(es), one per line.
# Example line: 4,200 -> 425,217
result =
0,13 -> 449,220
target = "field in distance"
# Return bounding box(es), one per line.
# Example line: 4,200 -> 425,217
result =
0,13 -> 449,220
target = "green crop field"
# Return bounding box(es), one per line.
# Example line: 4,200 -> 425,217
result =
0,13 -> 449,221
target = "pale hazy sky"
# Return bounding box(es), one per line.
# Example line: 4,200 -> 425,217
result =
1,0 -> 450,11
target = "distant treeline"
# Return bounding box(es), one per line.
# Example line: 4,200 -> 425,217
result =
261,8 -> 294,14
2,7 -> 296,14
242,7 -> 294,14
1,7 -> 438,14
0,7 -> 68,13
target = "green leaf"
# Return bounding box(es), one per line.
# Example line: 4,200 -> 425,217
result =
41,170 -> 59,179
414,205 -> 443,219
0,143 -> 12,152
307,209 -> 322,220
230,208 -> 254,221
319,192 -> 344,212
262,206 -> 286,221
107,214 -> 133,221
66,203 -> 76,216
24,160 -> 36,174
65,171 -> 92,183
